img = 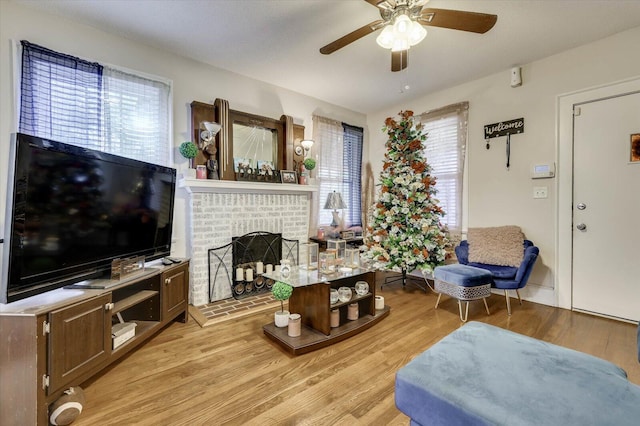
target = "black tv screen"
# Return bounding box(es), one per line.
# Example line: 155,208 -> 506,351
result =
2,133 -> 177,303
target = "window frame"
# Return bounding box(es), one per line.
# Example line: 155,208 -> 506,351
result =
16,40 -> 173,166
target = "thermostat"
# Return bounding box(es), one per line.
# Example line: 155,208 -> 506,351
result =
531,163 -> 555,179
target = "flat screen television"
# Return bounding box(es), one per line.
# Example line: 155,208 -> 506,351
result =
1,133 -> 177,303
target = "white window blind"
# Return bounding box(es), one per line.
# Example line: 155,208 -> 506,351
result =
315,116 -> 344,227
103,67 -> 170,165
420,102 -> 468,232
314,116 -> 363,229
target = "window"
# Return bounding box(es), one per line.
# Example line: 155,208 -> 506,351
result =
19,41 -> 171,165
419,102 -> 468,232
314,115 -> 363,229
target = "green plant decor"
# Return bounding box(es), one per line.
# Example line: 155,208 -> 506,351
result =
361,110 -> 448,276
303,158 -> 316,171
178,141 -> 198,159
272,281 -> 293,312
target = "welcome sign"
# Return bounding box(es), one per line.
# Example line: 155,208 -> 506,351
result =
484,118 -> 524,139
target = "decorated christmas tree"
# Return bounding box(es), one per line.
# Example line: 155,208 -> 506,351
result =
362,110 -> 448,275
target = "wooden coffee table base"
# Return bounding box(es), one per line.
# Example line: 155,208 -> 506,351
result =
263,306 -> 390,355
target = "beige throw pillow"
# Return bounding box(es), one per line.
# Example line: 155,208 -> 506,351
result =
468,226 -> 524,267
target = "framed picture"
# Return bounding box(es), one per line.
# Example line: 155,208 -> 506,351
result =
234,157 -> 250,172
630,133 -> 640,163
257,160 -> 275,175
280,170 -> 297,184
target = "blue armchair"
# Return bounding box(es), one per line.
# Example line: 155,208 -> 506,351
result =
455,240 -> 539,315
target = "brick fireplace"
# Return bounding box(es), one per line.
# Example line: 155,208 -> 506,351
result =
180,179 -> 316,306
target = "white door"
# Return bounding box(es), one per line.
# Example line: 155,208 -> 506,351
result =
572,91 -> 640,322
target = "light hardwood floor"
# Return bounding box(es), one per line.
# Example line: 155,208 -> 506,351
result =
75,275 -> 640,425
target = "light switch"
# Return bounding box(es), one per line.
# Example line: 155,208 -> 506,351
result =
533,186 -> 548,199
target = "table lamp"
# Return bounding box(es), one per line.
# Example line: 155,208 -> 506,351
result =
324,191 -> 347,228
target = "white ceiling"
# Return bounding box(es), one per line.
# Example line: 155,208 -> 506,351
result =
12,0 -> 640,114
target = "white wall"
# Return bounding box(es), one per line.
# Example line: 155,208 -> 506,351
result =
0,1 -> 366,272
367,26 -> 640,306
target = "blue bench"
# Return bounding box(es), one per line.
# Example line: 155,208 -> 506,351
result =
396,322 -> 640,425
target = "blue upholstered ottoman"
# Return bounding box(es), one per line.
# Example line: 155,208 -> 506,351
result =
433,264 -> 492,322
395,322 -> 640,426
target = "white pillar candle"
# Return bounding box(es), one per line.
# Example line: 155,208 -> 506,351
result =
236,268 -> 244,281
256,261 -> 264,274
265,264 -> 273,274
245,268 -> 254,282
274,264 -> 281,274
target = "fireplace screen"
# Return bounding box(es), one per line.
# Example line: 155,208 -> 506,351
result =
208,232 -> 299,301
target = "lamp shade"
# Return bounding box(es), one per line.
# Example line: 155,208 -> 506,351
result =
324,191 -> 347,210
203,121 -> 222,135
300,139 -> 314,151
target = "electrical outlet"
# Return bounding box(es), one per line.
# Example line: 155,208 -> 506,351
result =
533,187 -> 548,199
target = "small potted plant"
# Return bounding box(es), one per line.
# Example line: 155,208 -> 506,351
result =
179,140 -> 198,169
301,158 -> 316,185
272,281 -> 293,327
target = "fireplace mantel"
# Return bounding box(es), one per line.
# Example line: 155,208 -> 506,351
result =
179,178 -> 318,194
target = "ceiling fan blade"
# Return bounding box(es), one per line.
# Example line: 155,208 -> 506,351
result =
320,20 -> 384,54
391,50 -> 408,72
419,8 -> 497,34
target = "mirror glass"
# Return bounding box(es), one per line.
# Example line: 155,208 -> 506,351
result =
232,123 -> 278,173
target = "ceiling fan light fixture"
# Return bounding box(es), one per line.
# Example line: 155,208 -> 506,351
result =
376,25 -> 395,49
376,13 -> 426,51
409,23 -> 427,45
393,14 -> 412,34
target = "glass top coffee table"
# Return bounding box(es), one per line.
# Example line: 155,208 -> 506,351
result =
262,266 -> 390,355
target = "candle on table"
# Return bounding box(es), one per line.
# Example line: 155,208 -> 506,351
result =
256,261 -> 264,274
236,267 -> 244,281
265,264 -> 273,274
246,268 -> 254,282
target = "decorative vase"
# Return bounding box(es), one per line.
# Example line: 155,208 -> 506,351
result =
355,281 -> 369,296
337,286 -> 352,303
330,288 -> 339,304
280,259 -> 292,278
287,313 -> 301,337
274,310 -> 290,327
347,303 -> 359,320
330,309 -> 340,328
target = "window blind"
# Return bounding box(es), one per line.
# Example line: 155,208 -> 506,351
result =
315,116 -> 344,227
342,124 -> 363,227
314,116 -> 363,229
420,102 -> 468,232
20,41 -> 104,148
103,67 -> 170,165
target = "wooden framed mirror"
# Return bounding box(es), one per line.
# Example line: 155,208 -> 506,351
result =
190,99 -> 301,181
227,109 -> 285,179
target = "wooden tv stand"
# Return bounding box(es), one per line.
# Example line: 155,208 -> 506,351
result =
0,260 -> 190,426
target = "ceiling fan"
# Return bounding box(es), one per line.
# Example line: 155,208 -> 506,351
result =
320,0 -> 497,72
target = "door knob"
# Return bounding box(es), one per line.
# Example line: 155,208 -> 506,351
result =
577,203 -> 586,210
576,223 -> 587,231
